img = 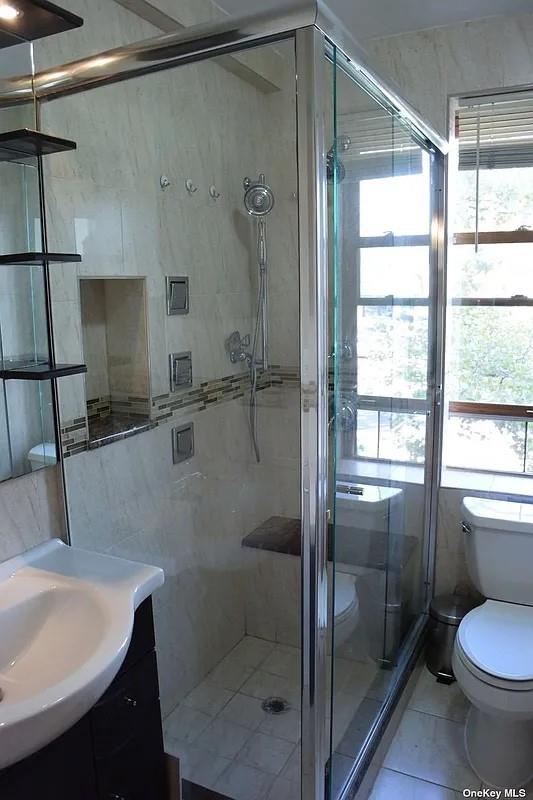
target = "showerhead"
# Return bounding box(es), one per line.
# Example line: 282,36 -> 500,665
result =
243,174 -> 274,216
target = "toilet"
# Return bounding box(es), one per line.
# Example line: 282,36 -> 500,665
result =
334,571 -> 360,646
334,482 -> 406,662
452,496 -> 533,789
28,442 -> 57,471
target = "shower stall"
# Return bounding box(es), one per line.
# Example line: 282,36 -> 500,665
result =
0,2 -> 446,798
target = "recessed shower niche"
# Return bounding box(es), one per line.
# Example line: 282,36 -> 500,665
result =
79,277 -> 150,446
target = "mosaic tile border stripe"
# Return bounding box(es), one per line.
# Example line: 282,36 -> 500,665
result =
60,365 -> 300,458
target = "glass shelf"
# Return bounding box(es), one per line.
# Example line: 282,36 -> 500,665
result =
0,363 -> 87,380
0,252 -> 82,265
0,129 -> 76,161
0,1 -> 83,50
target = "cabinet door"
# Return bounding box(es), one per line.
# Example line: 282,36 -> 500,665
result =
91,651 -> 160,758
94,705 -> 166,800
0,718 -> 97,800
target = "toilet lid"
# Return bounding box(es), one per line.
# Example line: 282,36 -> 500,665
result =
458,600 -> 533,681
334,573 -> 358,621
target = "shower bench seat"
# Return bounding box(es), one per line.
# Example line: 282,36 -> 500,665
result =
241,515 -> 418,573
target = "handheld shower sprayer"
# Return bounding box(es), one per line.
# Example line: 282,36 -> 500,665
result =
241,173 -> 275,463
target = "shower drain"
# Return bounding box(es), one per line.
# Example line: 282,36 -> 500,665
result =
261,696 -> 290,715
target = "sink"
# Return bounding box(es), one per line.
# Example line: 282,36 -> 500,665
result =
0,539 -> 164,770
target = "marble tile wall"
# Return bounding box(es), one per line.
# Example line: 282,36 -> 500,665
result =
0,465 -> 65,563
38,37 -> 297,424
242,384 -> 301,647
64,396 -> 294,713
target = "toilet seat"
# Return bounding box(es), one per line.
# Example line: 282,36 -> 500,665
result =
457,600 -> 533,684
455,638 -> 533,692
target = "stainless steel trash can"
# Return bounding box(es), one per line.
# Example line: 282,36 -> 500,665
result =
426,594 -> 478,682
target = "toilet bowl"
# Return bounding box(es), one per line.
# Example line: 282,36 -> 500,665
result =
334,571 -> 360,647
453,497 -> 533,789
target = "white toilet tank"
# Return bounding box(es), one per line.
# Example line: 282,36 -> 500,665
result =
462,497 -> 533,605
335,483 -> 403,533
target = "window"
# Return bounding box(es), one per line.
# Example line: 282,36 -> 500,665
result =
445,92 -> 533,476
346,147 -> 433,464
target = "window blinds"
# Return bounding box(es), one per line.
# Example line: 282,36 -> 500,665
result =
457,92 -> 533,170
338,109 -> 422,175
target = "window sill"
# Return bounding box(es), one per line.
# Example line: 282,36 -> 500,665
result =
338,458 -> 533,497
338,458 -> 425,486
441,467 -> 533,497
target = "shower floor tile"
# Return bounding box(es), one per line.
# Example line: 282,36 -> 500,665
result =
257,706 -> 301,743
265,776 -> 300,800
183,682 -> 235,717
219,693 -> 267,730
164,636 -> 301,800
214,762 -> 275,800
236,731 -> 295,775
165,635 -> 378,800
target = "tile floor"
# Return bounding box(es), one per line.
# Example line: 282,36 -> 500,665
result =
371,665 -> 521,799
169,646 -> 533,800
164,635 -> 377,800
351,663 -> 533,799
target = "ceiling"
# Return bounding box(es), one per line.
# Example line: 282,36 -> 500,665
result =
215,0 -> 533,39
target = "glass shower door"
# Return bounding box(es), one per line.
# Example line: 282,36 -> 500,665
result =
327,46 -> 439,798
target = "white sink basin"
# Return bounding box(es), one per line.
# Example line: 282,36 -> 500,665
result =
0,539 -> 164,770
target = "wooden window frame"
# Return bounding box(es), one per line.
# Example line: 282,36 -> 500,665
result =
449,231 -> 533,421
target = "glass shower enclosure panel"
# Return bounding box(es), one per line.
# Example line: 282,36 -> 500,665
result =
42,35 -> 302,800
328,46 -> 439,797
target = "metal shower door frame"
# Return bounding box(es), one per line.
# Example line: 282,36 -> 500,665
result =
296,24 -> 330,800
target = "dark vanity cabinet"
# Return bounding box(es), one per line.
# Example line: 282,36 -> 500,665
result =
0,597 -> 168,800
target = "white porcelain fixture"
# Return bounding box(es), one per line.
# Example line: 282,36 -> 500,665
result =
334,571 -> 360,646
334,482 -> 406,660
452,496 -> 533,789
0,539 -> 164,770
28,442 -> 57,471
335,483 -> 403,533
